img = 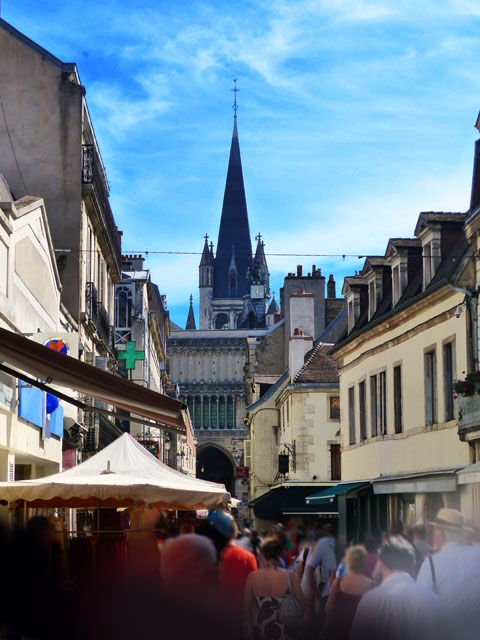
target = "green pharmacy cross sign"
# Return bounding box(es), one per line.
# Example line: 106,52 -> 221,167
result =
117,341 -> 145,370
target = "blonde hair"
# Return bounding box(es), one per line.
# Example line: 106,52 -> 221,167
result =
345,545 -> 368,574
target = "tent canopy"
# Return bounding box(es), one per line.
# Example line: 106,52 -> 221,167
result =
0,433 -> 229,510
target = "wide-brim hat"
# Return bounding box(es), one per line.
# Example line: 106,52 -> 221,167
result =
428,508 -> 464,532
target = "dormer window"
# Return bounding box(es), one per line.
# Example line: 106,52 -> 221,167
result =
392,265 -> 401,305
368,280 -> 376,319
348,299 -> 354,332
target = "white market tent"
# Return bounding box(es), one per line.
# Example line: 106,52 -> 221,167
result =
0,433 -> 229,510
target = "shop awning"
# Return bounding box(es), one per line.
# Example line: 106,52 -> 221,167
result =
0,327 -> 186,431
306,482 -> 369,505
371,469 -> 459,494
457,461 -> 480,485
0,433 -> 228,509
250,485 -> 338,520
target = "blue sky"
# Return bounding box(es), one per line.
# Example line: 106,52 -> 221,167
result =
3,1 -> 480,326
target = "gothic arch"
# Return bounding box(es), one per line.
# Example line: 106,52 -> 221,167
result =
196,443 -> 236,495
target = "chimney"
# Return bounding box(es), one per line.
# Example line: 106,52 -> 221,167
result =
289,289 -> 314,342
297,265 -> 303,277
289,328 -> 313,380
117,228 -> 123,252
327,274 -> 336,299
130,254 -> 145,271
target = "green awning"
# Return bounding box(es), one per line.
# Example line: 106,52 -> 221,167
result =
306,482 -> 369,505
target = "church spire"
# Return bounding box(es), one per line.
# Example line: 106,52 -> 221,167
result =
185,294 -> 196,330
200,234 -> 213,266
214,82 -> 252,299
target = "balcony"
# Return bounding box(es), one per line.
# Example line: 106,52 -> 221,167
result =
85,282 -> 112,349
85,281 -> 98,326
82,145 -> 121,270
458,395 -> 480,441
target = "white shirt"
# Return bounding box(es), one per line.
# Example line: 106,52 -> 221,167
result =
350,572 -> 446,640
417,541 -> 480,640
301,535 -> 336,598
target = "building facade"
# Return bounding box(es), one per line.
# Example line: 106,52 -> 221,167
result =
168,112 -> 278,498
244,272 -> 346,526
0,177 -> 76,521
331,211 -> 473,544
0,18 -> 123,451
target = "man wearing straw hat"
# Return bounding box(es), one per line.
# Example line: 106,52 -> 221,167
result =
417,508 -> 480,640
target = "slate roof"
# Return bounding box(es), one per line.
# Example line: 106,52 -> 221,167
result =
267,295 -> 279,315
294,343 -> 339,384
332,229 -> 471,354
388,238 -> 422,249
414,211 -> 467,236
214,118 -> 253,298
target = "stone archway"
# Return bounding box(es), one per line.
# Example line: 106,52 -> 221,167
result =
196,444 -> 235,496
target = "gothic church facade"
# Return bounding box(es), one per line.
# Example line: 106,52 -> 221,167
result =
167,113 -> 277,502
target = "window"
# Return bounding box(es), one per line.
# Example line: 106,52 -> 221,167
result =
215,313 -> 229,330
203,397 -> 210,428
227,397 -> 235,427
329,396 -> 340,420
370,375 -> 378,437
348,387 -> 356,445
359,381 -> 366,440
425,350 -> 436,425
211,399 -> 218,428
348,301 -> 354,332
444,342 -> 454,421
229,274 -> 237,297
331,444 -> 341,480
379,371 -> 387,434
194,397 -> 202,428
393,265 -> 400,305
393,365 -> 402,433
115,284 -> 134,329
368,281 -> 376,319
219,397 -> 226,428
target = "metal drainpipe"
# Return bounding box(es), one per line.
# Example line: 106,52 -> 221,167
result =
450,285 -> 479,372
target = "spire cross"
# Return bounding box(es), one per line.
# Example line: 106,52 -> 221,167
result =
204,233 -> 209,242
189,294 -> 193,304
232,78 -> 239,117
255,232 -> 262,243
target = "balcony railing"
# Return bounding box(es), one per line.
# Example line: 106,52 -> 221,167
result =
458,395 -> 480,439
82,145 -> 121,268
85,281 -> 98,326
85,282 -> 112,349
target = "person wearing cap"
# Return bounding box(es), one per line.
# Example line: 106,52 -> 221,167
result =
417,507 -> 480,640
350,536 -> 446,640
204,509 -> 257,616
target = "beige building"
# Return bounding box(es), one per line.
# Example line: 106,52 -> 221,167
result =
245,271 -> 346,526
331,212 -> 473,543
0,176 -> 76,503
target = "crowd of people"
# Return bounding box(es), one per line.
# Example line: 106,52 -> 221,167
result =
1,507 -> 480,639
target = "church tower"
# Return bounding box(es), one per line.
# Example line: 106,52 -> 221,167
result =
196,85 -> 270,330
199,235 -> 214,329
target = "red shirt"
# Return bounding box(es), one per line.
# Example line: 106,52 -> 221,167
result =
219,543 -> 257,606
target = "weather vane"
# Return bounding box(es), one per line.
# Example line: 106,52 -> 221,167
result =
232,78 -> 239,117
